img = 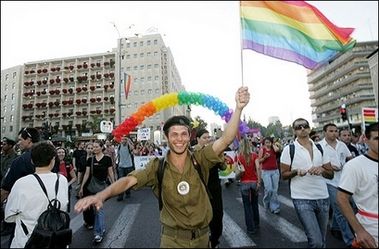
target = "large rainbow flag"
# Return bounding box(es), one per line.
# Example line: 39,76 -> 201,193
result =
240,1 -> 356,69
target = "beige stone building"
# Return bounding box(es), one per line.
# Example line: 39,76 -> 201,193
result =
307,41 -> 378,132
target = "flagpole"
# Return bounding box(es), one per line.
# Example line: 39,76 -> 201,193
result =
239,1 -> 244,87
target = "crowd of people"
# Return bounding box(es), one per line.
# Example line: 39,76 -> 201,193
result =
0,86 -> 377,248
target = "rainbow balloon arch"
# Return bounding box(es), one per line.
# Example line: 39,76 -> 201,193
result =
112,91 -> 250,142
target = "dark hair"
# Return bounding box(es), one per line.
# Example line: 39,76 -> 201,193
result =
292,118 -> 309,128
163,115 -> 191,137
31,142 -> 57,168
93,140 -> 104,148
18,127 -> 40,143
263,137 -> 273,143
365,122 -> 378,139
323,123 -> 337,132
196,128 -> 209,138
2,137 -> 16,146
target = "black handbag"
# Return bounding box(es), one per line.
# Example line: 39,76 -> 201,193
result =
86,157 -> 107,193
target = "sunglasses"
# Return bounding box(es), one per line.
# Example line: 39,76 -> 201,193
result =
23,128 -> 32,139
294,124 -> 310,130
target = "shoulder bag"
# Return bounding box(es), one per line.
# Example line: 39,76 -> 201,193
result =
87,157 -> 107,194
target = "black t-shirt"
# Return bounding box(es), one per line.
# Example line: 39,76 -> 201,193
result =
73,149 -> 87,171
86,155 -> 112,181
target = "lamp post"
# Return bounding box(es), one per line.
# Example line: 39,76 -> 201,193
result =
111,22 -> 123,126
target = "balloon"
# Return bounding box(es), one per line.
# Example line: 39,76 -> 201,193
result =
112,91 -> 249,142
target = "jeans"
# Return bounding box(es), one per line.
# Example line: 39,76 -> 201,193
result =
261,169 -> 280,213
293,198 -> 330,248
94,207 -> 105,237
240,182 -> 260,233
327,184 -> 354,246
117,167 -> 134,198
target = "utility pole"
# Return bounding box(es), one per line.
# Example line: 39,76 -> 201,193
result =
111,22 -> 123,126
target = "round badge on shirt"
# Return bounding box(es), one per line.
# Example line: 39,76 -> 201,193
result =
177,181 -> 190,195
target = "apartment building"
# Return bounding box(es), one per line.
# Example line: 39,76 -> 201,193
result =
1,33 -> 187,140
307,41 -> 378,132
115,34 -> 187,131
1,65 -> 23,139
21,52 -> 117,138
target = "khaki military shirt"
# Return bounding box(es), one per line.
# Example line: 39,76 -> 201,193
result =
128,144 -> 223,229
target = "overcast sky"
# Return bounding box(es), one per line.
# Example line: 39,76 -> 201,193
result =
1,1 -> 378,127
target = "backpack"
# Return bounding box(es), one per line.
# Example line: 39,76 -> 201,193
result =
287,143 -> 324,192
22,174 -> 72,248
157,154 -> 212,211
288,143 -> 324,168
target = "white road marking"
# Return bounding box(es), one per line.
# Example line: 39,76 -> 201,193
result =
223,212 -> 257,247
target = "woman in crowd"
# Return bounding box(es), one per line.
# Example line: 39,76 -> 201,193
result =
55,147 -> 76,212
79,140 -> 115,243
236,137 -> 261,234
258,137 -> 280,214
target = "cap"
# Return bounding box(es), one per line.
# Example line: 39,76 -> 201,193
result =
2,137 -> 16,146
163,116 -> 191,134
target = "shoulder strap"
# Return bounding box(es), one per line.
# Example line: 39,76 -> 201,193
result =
190,154 -> 213,200
289,144 -> 295,169
315,143 -> 323,156
157,158 -> 165,211
33,173 -> 60,200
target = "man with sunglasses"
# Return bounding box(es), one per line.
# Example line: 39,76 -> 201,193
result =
337,122 -> 378,248
280,118 -> 334,248
0,127 -> 40,246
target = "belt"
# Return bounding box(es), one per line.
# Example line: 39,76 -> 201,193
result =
162,225 -> 209,240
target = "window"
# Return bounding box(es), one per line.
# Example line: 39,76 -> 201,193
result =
141,90 -> 145,95
126,54 -> 130,59
155,89 -> 160,94
3,117 -> 6,123
3,106 -> 6,113
126,67 -> 131,71
126,43 -> 130,48
154,39 -> 158,45
11,104 -> 14,111
148,89 -> 152,94
133,66 -> 138,71
134,90 -> 138,95
133,54 -> 137,58
10,115 -> 14,122
148,76 -> 152,81
5,84 -> 8,91
133,42 -> 137,47
140,41 -> 144,46
140,53 -> 144,58
147,52 -> 151,57
2,127 -> 5,133
140,77 -> 144,82
4,95 -> 7,102
140,65 -> 144,70
147,64 -> 152,69
12,83 -> 15,89
12,72 -> 17,78
154,52 -> 158,56
154,76 -> 159,80
154,64 -> 159,68
5,74 -> 9,80
9,126 -> 13,132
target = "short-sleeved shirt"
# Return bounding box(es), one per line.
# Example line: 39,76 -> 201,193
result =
280,139 -> 330,200
86,155 -> 112,181
5,173 -> 68,248
73,149 -> 87,172
129,145 -> 223,230
319,138 -> 352,187
338,154 -> 378,244
237,152 -> 259,183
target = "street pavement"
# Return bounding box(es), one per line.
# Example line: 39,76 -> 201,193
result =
1,178 -> 346,248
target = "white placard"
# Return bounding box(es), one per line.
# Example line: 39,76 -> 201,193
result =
137,128 -> 151,141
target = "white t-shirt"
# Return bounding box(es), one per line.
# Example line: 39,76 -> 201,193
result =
338,154 -> 378,244
5,173 -> 68,248
319,138 -> 352,187
281,139 -> 330,200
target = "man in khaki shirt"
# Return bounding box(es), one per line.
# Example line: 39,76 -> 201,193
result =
75,86 -> 250,248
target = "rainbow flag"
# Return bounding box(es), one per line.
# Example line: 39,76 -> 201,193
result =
240,1 -> 356,69
124,73 -> 132,100
362,108 -> 378,124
